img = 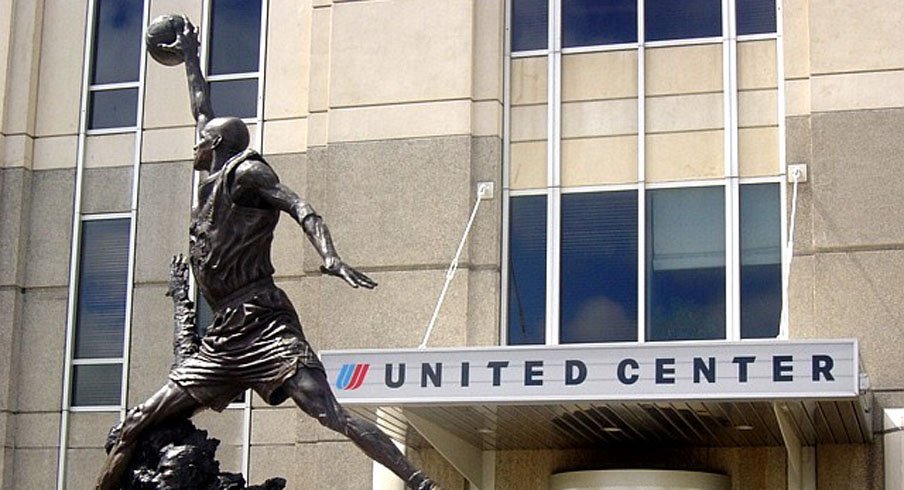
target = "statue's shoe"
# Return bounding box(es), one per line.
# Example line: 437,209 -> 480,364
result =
408,471 -> 441,490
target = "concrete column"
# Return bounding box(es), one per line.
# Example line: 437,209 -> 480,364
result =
1,0 -> 45,169
0,1 -> 49,486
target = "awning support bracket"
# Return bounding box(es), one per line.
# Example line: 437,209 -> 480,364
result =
404,409 -> 486,489
773,402 -> 815,490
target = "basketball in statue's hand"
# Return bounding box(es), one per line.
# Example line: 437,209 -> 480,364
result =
146,14 -> 185,66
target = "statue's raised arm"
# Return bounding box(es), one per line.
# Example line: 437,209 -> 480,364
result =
147,15 -> 213,138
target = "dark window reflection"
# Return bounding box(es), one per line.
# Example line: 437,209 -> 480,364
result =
196,294 -> 215,337
91,0 -> 142,84
646,0 -> 722,42
512,0 -> 548,52
75,218 -> 130,358
209,0 -> 262,75
210,79 -> 258,119
737,0 -> 776,35
508,195 -> 547,345
560,191 -> 638,343
646,187 -> 725,341
740,183 -> 781,338
563,0 -> 637,48
89,88 -> 139,129
72,364 -> 122,406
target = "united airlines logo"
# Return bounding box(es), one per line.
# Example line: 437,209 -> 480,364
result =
335,363 -> 371,390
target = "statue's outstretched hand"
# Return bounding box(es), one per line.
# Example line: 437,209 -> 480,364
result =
157,15 -> 200,61
321,261 -> 377,289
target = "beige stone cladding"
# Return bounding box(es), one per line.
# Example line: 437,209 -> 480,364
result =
645,44 -> 725,182
562,50 -> 638,187
510,55 -> 548,190
788,109 -> 904,390
738,40 -> 779,177
783,1 -> 904,487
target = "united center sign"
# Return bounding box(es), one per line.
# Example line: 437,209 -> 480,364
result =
321,340 -> 859,405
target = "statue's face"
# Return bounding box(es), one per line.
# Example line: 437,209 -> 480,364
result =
193,132 -> 216,171
152,445 -> 206,490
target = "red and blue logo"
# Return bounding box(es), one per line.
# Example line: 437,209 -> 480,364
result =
335,363 -> 370,390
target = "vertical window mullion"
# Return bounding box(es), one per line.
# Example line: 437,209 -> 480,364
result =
58,0 -> 101,484
725,0 -> 741,340
545,0 -> 561,345
243,0 -> 269,480
200,1 -> 263,481
120,0 -> 151,418
636,0 -> 646,342
500,0 -> 513,345
776,0 -> 789,339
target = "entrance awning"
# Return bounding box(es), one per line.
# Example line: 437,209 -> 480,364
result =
321,340 -> 872,451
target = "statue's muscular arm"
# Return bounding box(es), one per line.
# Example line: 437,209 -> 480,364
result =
159,16 -> 212,136
231,160 -> 377,289
178,20 -> 213,136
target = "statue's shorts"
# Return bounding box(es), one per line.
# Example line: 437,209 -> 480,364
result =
169,282 -> 323,412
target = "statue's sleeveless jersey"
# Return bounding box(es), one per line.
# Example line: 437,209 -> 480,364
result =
190,149 -> 278,306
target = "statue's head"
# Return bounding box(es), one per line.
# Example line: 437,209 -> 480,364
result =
151,443 -> 217,489
194,117 -> 250,171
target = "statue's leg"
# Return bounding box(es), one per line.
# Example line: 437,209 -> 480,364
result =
283,368 -> 438,490
95,381 -> 200,490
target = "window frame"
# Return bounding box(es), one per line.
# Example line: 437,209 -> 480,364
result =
85,0 -> 144,134
203,0 -> 265,123
502,0 -> 788,346
68,212 -> 135,412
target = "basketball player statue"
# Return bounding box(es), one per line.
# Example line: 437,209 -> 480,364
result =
96,15 -> 439,490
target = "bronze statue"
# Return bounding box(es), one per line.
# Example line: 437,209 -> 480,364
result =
97,15 -> 439,490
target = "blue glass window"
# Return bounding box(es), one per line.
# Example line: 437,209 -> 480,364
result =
72,364 -> 122,406
196,295 -> 215,337
75,219 -> 131,358
646,187 -> 725,341
740,183 -> 781,338
89,88 -> 139,129
561,191 -> 638,343
508,195 -> 547,345
645,0 -> 722,42
209,0 -> 262,75
512,0 -> 548,52
90,0 -> 142,84
737,0 -> 776,35
563,0 -> 637,48
209,79 -> 258,119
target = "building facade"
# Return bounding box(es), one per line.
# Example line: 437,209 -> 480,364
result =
0,0 -> 902,488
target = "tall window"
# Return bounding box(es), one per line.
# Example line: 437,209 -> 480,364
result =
507,195 -> 547,344
506,0 -> 783,344
206,0 -> 262,118
87,0 -> 143,130
561,191 -> 638,343
71,218 -> 131,406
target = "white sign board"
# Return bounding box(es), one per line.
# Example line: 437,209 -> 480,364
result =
321,340 -> 859,405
